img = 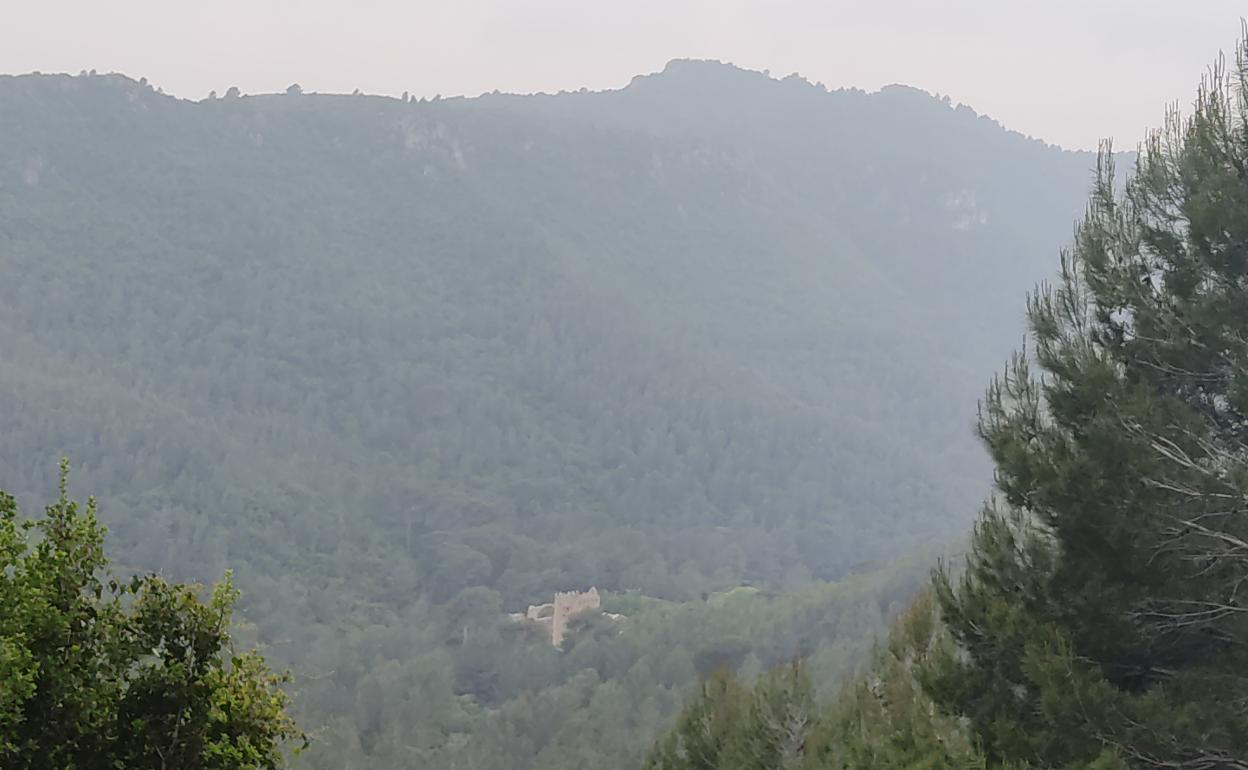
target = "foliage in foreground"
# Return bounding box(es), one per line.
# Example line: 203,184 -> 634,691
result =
0,462 -> 302,769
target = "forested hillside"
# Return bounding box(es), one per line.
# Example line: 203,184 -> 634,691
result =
0,63 -> 1098,766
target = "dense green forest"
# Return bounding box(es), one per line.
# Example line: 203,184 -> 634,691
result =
0,61 -> 1102,766
648,38 -> 1248,770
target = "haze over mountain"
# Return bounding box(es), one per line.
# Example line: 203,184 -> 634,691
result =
0,61 -> 1103,767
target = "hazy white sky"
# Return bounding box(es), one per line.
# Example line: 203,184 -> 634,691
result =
1,1 -> 1242,150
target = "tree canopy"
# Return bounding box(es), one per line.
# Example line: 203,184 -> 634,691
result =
0,462 -> 302,769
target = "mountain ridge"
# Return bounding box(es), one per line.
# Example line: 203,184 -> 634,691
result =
4,58 -> 1095,154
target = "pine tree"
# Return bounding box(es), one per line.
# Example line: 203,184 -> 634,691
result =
644,668 -> 748,770
924,35 -> 1248,770
734,663 -> 816,770
645,663 -> 819,770
808,591 -> 983,770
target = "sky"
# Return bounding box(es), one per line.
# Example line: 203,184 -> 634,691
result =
1,1 -> 1243,150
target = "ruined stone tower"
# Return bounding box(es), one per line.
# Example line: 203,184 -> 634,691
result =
510,587 -> 603,647
551,587 -> 600,647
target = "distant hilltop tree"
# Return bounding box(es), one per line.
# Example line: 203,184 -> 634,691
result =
286,83 -> 302,96
224,86 -> 240,99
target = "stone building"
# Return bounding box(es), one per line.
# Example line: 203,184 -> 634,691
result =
511,587 -> 602,647
551,587 -> 600,647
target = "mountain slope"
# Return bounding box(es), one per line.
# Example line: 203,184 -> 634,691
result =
0,63 -> 1099,767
